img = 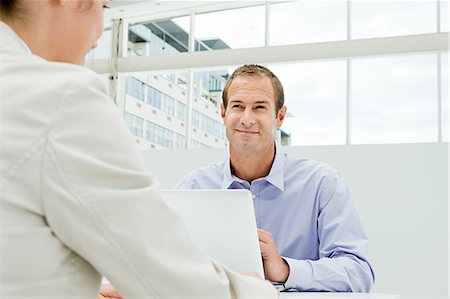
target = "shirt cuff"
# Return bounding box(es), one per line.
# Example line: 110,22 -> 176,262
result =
282,257 -> 313,291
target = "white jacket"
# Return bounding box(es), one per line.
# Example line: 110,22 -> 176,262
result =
0,22 -> 277,298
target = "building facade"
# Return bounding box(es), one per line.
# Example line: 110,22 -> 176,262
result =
123,21 -> 229,150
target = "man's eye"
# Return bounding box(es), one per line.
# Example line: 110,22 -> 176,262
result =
256,106 -> 266,109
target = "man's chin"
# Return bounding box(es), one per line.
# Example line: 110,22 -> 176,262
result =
233,142 -> 258,152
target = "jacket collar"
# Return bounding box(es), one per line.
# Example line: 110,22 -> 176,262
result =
0,21 -> 32,54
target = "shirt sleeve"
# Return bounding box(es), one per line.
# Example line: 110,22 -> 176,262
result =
283,170 -> 375,292
43,70 -> 277,298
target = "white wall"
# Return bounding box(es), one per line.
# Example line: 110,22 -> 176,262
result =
141,143 -> 449,298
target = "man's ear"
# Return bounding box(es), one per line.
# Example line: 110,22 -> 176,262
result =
220,103 -> 226,119
276,106 -> 287,128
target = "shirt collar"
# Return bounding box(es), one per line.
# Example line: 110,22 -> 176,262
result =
221,141 -> 285,191
221,157 -> 236,189
0,22 -> 32,54
264,141 -> 285,191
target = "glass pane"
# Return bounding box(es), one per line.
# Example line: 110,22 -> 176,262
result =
127,16 -> 190,57
441,0 -> 449,32
352,54 -> 438,144
352,1 -> 436,39
441,53 -> 448,142
123,72 -> 188,149
194,6 -> 265,51
122,70 -> 227,150
190,70 -> 227,148
270,1 -> 346,46
269,61 -> 347,146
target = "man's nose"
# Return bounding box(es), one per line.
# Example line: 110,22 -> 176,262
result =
240,108 -> 256,127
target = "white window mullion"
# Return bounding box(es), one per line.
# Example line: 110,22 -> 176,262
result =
265,0 -> 271,47
185,11 -> 196,149
437,52 -> 442,143
346,1 -> 352,145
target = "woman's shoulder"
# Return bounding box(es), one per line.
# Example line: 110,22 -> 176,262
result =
6,47 -> 101,87
37,59 -> 106,90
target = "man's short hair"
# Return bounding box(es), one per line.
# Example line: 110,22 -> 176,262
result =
222,64 -> 285,115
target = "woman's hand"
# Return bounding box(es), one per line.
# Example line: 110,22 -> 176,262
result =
98,283 -> 122,299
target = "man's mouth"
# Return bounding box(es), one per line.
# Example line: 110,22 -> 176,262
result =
235,129 -> 259,134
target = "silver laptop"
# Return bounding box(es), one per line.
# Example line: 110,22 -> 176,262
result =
161,189 -> 264,278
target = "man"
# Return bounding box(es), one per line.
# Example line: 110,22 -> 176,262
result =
175,64 -> 375,292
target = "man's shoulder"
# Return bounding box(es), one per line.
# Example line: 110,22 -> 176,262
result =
188,160 -> 226,177
284,154 -> 349,206
174,159 -> 227,189
285,154 -> 338,178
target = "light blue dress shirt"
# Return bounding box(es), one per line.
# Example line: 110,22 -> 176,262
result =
174,143 -> 375,292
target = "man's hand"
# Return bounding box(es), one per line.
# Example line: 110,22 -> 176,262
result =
258,229 -> 290,283
98,283 -> 123,299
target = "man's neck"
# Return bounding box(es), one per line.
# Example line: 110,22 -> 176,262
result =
229,143 -> 276,183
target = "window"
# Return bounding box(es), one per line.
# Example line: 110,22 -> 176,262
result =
174,133 -> 186,149
192,110 -> 200,128
90,2 -> 446,148
175,100 -> 186,121
270,1 -> 346,46
126,77 -> 145,101
440,0 -> 449,32
269,61 -> 347,146
352,1 -> 436,39
128,16 -> 190,57
124,112 -> 144,138
144,121 -> 174,148
191,139 -> 211,149
194,6 -> 265,51
147,86 -> 162,109
352,54 -> 438,144
161,94 -> 175,117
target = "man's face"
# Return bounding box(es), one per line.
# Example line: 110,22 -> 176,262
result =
221,76 -> 286,154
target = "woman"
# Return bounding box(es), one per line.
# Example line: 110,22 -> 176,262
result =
0,1 -> 277,298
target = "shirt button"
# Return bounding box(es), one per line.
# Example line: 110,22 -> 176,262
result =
252,194 -> 256,200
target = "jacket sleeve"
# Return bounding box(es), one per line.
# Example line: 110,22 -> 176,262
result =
42,70 -> 277,298
283,170 -> 375,292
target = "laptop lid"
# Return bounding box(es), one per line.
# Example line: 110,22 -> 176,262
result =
161,189 -> 264,278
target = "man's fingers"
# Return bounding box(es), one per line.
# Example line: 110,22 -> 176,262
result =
259,241 -> 267,251
259,241 -> 274,259
258,229 -> 273,243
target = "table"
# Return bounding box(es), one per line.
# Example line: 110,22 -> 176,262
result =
279,293 -> 399,299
